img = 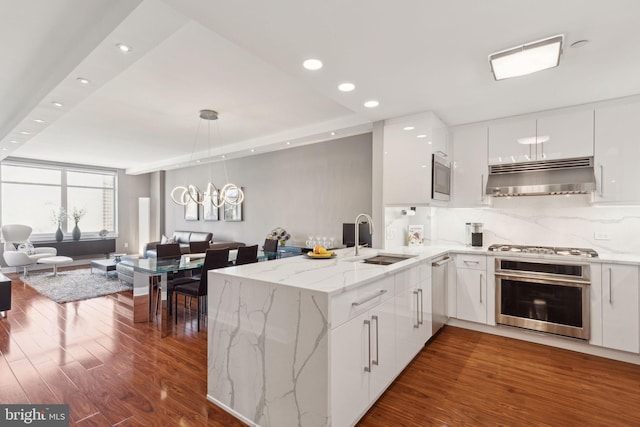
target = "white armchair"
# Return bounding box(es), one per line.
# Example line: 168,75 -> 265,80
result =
2,224 -> 57,275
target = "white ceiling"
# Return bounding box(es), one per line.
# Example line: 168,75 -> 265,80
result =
2,0 -> 640,174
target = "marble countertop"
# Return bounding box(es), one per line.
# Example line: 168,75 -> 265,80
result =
211,244 -> 640,296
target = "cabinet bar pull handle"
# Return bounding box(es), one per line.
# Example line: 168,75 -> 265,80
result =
352,289 -> 387,306
608,268 -> 612,303
413,290 -> 420,328
432,256 -> 453,267
372,315 -> 380,366
364,319 -> 371,372
480,274 -> 483,303
480,174 -> 484,202
600,164 -> 604,197
418,288 -> 424,325
464,260 -> 480,265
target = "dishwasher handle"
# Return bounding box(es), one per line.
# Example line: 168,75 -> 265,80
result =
432,256 -> 453,267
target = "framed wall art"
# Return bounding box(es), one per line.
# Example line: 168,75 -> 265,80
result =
223,187 -> 243,222
203,189 -> 219,221
184,187 -> 199,221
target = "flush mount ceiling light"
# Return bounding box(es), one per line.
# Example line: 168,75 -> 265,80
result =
170,109 -> 244,207
52,101 -> 63,107
76,77 -> 90,84
517,135 -> 550,145
403,126 -> 415,131
303,58 -> 323,70
489,35 -> 564,81
364,100 -> 379,108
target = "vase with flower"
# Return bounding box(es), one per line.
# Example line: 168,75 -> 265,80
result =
71,207 -> 86,241
267,227 -> 291,247
51,207 -> 68,242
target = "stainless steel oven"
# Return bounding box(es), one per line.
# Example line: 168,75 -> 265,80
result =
495,258 -> 591,340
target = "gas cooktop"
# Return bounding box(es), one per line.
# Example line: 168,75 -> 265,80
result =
487,244 -> 599,258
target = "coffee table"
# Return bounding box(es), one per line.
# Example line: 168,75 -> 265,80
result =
90,258 -> 117,277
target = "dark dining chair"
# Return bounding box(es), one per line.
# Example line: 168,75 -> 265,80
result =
235,244 -> 259,265
189,241 -> 211,253
155,243 -> 192,314
156,243 -> 182,260
263,239 -> 278,260
173,248 -> 229,331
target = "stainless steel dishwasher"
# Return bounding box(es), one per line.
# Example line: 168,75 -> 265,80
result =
431,255 -> 453,334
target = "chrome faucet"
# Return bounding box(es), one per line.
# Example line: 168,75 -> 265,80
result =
354,213 -> 374,256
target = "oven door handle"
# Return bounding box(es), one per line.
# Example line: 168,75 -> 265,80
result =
494,272 -> 590,286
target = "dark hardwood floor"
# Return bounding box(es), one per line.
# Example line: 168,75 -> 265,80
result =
2,267 -> 640,426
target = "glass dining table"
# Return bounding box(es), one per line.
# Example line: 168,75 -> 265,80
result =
119,249 -> 301,337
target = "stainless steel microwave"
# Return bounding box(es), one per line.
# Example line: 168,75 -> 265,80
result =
431,153 -> 451,201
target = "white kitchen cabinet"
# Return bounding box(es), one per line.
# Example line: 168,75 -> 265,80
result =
455,254 -> 487,324
536,109 -> 594,160
488,117 -> 535,165
594,100 -> 640,203
383,112 -> 448,205
488,109 -> 594,165
451,125 -> 489,207
395,264 -> 431,370
331,284 -> 396,427
601,263 -> 639,353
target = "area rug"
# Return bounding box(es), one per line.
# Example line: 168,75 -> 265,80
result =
22,268 -> 132,303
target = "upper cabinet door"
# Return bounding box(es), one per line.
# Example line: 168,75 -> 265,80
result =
536,109 -> 594,161
594,101 -> 640,203
487,118 -> 535,165
383,112 -> 448,205
452,125 -> 489,207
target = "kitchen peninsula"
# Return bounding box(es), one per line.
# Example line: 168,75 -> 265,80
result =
207,245 -> 640,426
206,246 -> 448,427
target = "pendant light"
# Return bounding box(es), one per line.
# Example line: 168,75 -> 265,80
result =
170,109 -> 244,207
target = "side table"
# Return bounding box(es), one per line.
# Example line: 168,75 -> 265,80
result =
0,273 -> 11,318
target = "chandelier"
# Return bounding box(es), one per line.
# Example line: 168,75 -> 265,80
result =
170,109 -> 245,207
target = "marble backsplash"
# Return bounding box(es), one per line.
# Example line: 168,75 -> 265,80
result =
430,195 -> 640,255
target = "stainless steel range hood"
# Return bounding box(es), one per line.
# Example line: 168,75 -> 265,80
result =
486,156 -> 596,197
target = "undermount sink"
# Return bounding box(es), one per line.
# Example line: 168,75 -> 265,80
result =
362,254 -> 416,265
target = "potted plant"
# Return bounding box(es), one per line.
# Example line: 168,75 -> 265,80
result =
71,207 -> 86,241
51,207 -> 68,242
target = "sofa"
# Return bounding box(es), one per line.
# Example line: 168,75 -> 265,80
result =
143,230 -> 245,258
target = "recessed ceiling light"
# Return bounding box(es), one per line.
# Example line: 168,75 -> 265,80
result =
52,101 -> 63,107
338,82 -> 355,92
303,58 -> 323,70
116,43 -> 132,53
196,160 -> 201,163
10,140 -> 19,144
286,141 -> 291,145
364,100 -> 379,108
421,165 -> 427,168
33,119 -> 45,123
428,141 -> 432,145
570,40 -> 589,49
330,132 -> 336,136
19,131 -> 30,135
76,77 -> 90,84
221,155 -> 226,159
417,134 -> 427,138
250,149 -> 256,152
403,126 -> 415,131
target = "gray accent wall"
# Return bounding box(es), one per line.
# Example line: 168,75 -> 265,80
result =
164,133 -> 373,246
117,170 -> 150,254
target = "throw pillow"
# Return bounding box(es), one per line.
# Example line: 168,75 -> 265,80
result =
161,234 -> 176,244
17,242 -> 35,255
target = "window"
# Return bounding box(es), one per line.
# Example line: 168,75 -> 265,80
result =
1,161 -> 117,237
